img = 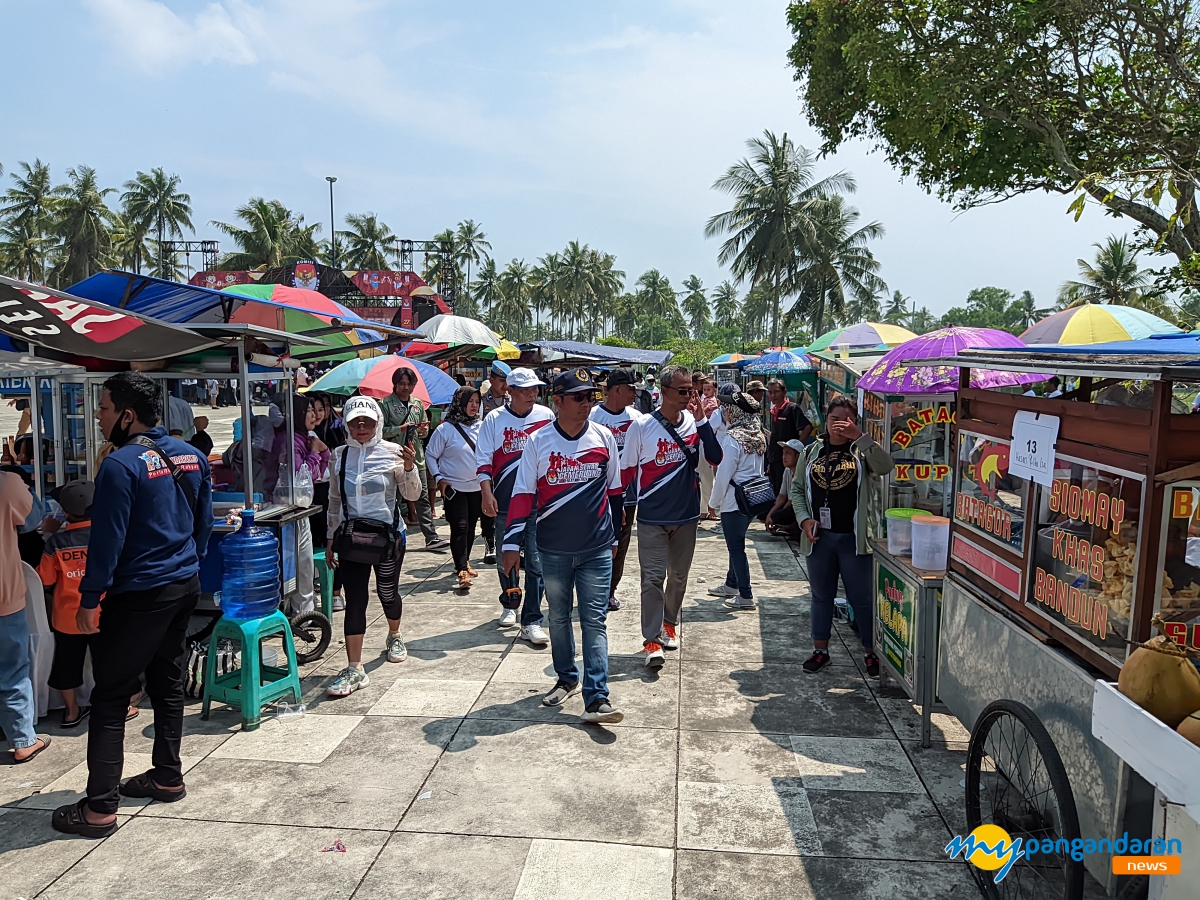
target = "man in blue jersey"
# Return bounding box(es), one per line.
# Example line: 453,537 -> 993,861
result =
53,372 -> 212,838
622,365 -> 722,668
504,369 -> 624,724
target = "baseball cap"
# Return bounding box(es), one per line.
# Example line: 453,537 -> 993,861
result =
57,481 -> 95,517
507,367 -> 545,389
552,368 -> 598,395
489,360 -> 512,378
778,439 -> 806,453
645,373 -> 656,382
606,368 -> 637,388
718,384 -> 761,414
343,395 -> 382,422
745,379 -> 766,393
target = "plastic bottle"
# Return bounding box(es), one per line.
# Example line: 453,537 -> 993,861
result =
219,509 -> 280,619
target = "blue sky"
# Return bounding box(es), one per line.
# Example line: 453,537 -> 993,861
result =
1,0 -> 1133,317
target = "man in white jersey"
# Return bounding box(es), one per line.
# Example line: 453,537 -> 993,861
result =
504,368 -> 624,724
477,367 -> 554,643
590,368 -> 641,612
622,364 -> 723,668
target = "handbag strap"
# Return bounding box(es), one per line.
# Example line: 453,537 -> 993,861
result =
338,444 -> 402,533
451,422 -> 476,452
652,410 -> 699,470
130,434 -> 197,513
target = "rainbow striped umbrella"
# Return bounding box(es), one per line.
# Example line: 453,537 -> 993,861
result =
809,322 -> 916,352
223,283 -> 384,358
1020,304 -> 1182,345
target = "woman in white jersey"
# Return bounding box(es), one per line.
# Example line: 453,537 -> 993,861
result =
427,386 -> 485,591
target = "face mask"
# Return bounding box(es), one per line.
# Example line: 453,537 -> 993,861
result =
107,410 -> 134,446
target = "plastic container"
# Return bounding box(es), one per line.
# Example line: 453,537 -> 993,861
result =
884,508 -> 925,556
911,515 -> 950,570
219,509 -> 280,619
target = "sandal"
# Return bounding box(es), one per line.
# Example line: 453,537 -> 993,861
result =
125,707 -> 140,721
119,771 -> 187,803
14,735 -> 51,764
466,564 -> 479,576
457,570 -> 473,591
51,798 -> 117,838
63,707 -> 90,728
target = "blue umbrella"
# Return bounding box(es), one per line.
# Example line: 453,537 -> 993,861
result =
741,350 -> 814,374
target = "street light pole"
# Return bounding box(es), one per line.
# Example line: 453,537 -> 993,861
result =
326,176 -> 337,269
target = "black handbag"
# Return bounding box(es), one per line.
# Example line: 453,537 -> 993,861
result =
735,473 -> 776,516
332,448 -> 401,565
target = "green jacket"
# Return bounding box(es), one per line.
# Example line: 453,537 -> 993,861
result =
789,433 -> 894,557
379,394 -> 427,467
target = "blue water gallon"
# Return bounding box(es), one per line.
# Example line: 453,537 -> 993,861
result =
219,509 -> 280,619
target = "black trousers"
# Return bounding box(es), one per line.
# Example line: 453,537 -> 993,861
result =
49,629 -> 92,692
86,576 -> 199,816
444,488 -> 482,572
480,513 -> 495,548
339,537 -> 407,635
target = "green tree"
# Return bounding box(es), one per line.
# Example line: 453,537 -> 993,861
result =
1014,290 -> 1051,331
530,251 -> 563,338
338,213 -> 396,270
1,160 -> 56,282
470,257 -> 500,324
1057,236 -> 1153,308
842,286 -> 882,325
909,306 -> 937,334
706,130 -> 855,345
741,284 -> 772,343
635,269 -> 677,346
940,287 -> 1025,334
681,275 -> 710,338
455,219 -> 491,313
212,198 -> 322,270
423,228 -> 464,303
712,280 -> 739,330
120,168 -> 193,276
883,291 -> 910,326
494,258 -> 534,339
51,166 -> 114,286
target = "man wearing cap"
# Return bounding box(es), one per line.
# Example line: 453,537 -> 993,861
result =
744,379 -> 767,409
381,367 -> 450,551
645,373 -> 661,410
622,364 -> 723,668
764,439 -> 804,540
480,361 -> 510,417
477,367 -> 554,642
766,379 -> 812,495
589,368 -> 642,611
504,368 -> 624,723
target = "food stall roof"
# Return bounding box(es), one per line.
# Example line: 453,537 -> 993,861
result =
185,323 -> 329,347
811,351 -> 885,377
0,352 -> 84,378
523,340 -> 673,367
925,348 -> 1200,383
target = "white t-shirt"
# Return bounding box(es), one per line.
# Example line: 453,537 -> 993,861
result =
475,403 -> 556,513
426,419 -> 483,492
589,402 -> 642,506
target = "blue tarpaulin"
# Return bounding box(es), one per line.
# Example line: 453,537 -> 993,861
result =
525,340 -> 673,366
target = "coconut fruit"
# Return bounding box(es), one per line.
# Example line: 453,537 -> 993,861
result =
1179,711 -> 1200,748
1118,636 -> 1200,728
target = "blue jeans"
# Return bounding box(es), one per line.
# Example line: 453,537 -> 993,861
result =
807,531 -> 874,650
721,511 -> 753,599
497,515 -> 544,626
540,547 -> 613,708
0,609 -> 37,751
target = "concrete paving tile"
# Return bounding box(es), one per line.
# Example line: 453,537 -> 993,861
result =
398,719 -> 677,846
0,731 -> 88,807
354,832 -> 531,900
875,697 -> 971,743
907,740 -> 970,836
806,788 -> 951,859
512,838 -> 674,900
789,735 -> 924,793
36,817 -> 389,900
0,806 -> 127,900
678,730 -> 802,787
680,617 -> 814,664
677,781 -> 821,856
209,711 -> 362,763
140,716 -> 457,830
492,652 -> 560,683
18,752 -> 203,811
679,661 -> 893,738
367,678 -> 488,717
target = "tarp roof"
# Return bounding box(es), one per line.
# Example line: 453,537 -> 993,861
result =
524,340 -> 673,366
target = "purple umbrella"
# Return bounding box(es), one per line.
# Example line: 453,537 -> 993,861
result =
856,326 -> 1047,394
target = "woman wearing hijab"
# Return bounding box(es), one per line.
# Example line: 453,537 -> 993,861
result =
708,385 -> 768,610
425,386 -> 484,591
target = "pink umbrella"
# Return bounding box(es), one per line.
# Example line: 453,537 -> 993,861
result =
856,327 -> 1047,394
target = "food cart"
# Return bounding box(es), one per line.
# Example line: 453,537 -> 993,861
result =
810,348 -> 885,412
927,348 -> 1200,895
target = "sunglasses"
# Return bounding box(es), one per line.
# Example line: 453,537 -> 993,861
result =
559,391 -> 596,404
666,386 -> 697,397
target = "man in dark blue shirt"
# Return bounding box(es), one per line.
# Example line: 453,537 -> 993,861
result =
53,372 -> 212,838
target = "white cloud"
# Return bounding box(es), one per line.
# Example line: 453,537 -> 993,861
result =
82,0 -> 257,68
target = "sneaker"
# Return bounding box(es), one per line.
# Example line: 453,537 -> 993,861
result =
581,698 -> 624,724
520,623 -> 549,646
483,542 -> 497,565
332,594 -> 346,612
644,641 -> 665,669
499,608 -> 518,627
864,652 -> 880,677
425,537 -> 451,551
608,595 -> 622,611
327,666 -> 370,697
802,650 -> 832,674
722,596 -> 756,610
659,623 -> 679,650
542,680 -> 580,707
707,583 -> 738,598
386,633 -> 408,663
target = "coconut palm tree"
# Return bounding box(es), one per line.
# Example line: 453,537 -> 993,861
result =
471,257 -> 501,320
455,219 -> 491,309
492,259 -> 533,339
51,166 -> 114,286
706,130 -> 855,346
587,249 -> 624,340
1057,235 -> 1152,308
883,290 -> 910,325
711,281 -> 739,331
741,285 -> 772,343
842,287 -> 883,325
681,275 -> 709,338
910,306 -> 937,334
636,269 -> 677,346
120,168 -> 193,276
338,213 -> 396,270
531,251 -> 564,336
1,160 -> 57,282
211,198 -> 321,270
1014,290 -> 1052,331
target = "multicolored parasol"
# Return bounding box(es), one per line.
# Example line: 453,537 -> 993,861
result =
305,355 -> 459,406
475,339 -> 522,361
808,322 -> 916,353
1019,303 -> 1182,345
741,349 -> 814,374
709,352 -> 750,366
856,326 -> 1046,394
222,283 -> 385,358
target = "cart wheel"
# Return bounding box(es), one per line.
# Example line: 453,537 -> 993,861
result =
965,700 -> 1083,900
290,611 -> 332,665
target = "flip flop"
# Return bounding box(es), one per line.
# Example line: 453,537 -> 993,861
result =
14,735 -> 51,764
125,708 -> 140,721
51,798 -> 118,838
63,707 -> 90,728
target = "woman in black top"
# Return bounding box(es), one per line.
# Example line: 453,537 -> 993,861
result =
309,392 -> 347,608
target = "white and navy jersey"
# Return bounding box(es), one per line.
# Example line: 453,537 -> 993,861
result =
589,402 -> 642,507
475,404 -> 555,514
621,410 -> 722,526
503,421 -> 623,556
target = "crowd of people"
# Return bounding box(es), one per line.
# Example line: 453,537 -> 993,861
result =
0,355 -> 895,836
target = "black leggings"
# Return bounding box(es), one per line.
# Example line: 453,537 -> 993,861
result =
480,513 -> 495,546
445,488 -> 482,572
339,537 -> 407,636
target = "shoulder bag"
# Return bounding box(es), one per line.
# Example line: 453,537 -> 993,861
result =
651,410 -> 699,470
734,471 -> 776,516
332,447 -> 401,565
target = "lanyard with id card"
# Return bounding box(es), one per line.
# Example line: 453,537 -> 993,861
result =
819,506 -> 832,530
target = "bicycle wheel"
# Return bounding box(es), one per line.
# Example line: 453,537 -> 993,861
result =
290,611 -> 332,665
965,699 -> 1084,900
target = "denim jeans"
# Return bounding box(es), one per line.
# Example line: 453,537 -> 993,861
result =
721,510 -> 753,599
0,608 -> 37,751
807,531 -> 874,650
540,547 -> 613,708
497,514 -> 544,626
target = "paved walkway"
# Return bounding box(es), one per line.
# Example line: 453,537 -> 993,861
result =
1,519 -> 979,899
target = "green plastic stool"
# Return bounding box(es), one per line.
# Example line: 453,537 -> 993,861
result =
313,549 -> 334,620
201,609 -> 302,731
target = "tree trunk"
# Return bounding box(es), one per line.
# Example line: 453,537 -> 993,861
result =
771,271 -> 780,347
